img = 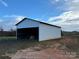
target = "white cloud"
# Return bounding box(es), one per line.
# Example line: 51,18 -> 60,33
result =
54,0 -> 60,2
49,11 -> 79,23
48,11 -> 79,31
3,15 -> 25,23
48,0 -> 79,31
0,19 -> 3,22
50,0 -> 79,11
65,0 -> 79,11
10,16 -> 25,29
4,15 -> 19,18
50,0 -> 59,4
0,0 -> 8,7
15,16 -> 25,23
0,15 -> 25,31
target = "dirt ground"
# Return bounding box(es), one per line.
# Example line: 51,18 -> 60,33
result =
10,43 -> 78,59
2,37 -> 79,59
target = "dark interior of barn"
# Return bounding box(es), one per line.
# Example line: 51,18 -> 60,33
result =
17,27 -> 39,41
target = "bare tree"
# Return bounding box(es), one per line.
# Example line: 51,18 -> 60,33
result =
10,27 -> 16,32
0,26 -> 4,32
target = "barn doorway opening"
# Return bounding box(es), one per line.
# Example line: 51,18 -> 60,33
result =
17,27 -> 39,41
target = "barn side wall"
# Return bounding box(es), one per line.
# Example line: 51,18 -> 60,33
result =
17,19 -> 39,29
39,23 -> 61,41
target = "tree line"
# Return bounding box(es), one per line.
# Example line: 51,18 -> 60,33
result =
0,28 -> 16,36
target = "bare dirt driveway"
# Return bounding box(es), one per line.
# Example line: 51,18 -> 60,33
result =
11,44 -> 77,59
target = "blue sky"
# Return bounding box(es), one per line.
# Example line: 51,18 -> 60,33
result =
0,0 -> 63,19
0,0 -> 79,31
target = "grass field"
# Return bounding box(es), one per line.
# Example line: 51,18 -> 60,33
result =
0,36 -> 16,40
0,37 -> 61,54
0,36 -> 38,59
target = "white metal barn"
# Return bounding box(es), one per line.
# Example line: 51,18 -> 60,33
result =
16,18 -> 61,41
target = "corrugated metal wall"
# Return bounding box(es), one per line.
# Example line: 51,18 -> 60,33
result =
39,23 -> 61,41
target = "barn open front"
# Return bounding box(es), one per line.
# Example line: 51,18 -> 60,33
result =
17,27 -> 39,41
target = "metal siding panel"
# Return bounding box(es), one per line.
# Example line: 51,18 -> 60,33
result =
17,19 -> 39,28
39,23 -> 61,41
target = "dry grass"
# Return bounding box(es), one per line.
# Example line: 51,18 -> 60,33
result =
0,36 -> 79,59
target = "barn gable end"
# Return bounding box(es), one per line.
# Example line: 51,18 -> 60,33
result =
17,18 -> 39,29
